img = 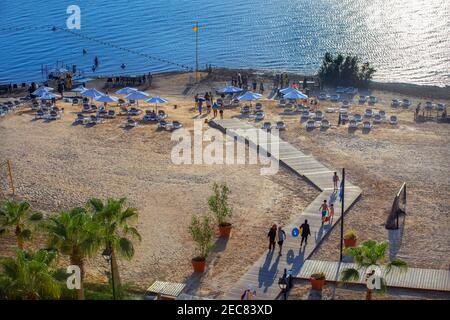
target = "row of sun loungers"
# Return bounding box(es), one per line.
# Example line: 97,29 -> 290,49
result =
34,108 -> 63,121
261,121 -> 286,131
1,100 -> 24,116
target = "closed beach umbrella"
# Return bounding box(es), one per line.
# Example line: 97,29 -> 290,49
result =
125,90 -> 149,106
116,87 -> 138,95
238,91 -> 262,105
145,96 -> 168,112
220,86 -> 242,94
283,89 -> 308,100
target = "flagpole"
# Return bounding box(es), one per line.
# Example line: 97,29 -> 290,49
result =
195,21 -> 199,84
339,168 -> 345,261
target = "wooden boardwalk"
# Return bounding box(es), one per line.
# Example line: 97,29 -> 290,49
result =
298,260 -> 450,292
210,119 -> 362,300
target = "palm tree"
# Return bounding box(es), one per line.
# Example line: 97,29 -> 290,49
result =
87,198 -> 141,298
340,240 -> 408,300
43,207 -> 99,300
0,249 -> 61,300
0,199 -> 42,249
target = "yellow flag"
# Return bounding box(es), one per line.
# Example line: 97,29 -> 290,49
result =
192,25 -> 199,32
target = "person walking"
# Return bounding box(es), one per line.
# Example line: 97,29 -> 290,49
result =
277,226 -> 286,256
252,79 -> 257,91
320,200 -> 329,225
333,172 -> 340,190
241,286 -> 256,300
329,203 -> 335,224
212,101 -> 219,117
219,108 -> 224,119
300,220 -> 311,247
198,99 -> 203,115
267,224 -> 277,251
259,82 -> 265,94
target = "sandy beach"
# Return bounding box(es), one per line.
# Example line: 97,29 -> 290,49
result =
0,70 -> 449,298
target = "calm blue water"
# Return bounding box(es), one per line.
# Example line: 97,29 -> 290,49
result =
0,0 -> 449,86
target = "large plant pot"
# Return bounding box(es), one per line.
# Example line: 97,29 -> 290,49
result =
218,223 -> 232,238
191,257 -> 206,273
310,278 -> 326,290
344,238 -> 357,248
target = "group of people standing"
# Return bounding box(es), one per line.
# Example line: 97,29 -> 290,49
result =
194,92 -> 224,118
231,73 -> 265,93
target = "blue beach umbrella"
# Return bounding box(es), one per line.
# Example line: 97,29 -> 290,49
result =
145,96 -> 168,111
283,89 -> 308,100
280,87 -> 296,94
116,87 -> 138,95
82,88 -> 104,98
40,92 -> 60,100
125,90 -> 149,106
32,86 -> 54,97
237,91 -> 262,106
95,95 -> 118,103
220,86 -> 243,94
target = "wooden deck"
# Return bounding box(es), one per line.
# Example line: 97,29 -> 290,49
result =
298,260 -> 450,292
210,118 -> 362,300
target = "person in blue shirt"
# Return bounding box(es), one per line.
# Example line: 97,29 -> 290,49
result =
212,101 -> 219,117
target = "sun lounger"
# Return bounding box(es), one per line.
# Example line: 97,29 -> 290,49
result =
425,102 -> 433,110
35,110 -> 45,120
118,99 -> 126,106
89,115 -> 103,125
255,111 -> 265,121
336,87 -> 345,94
172,121 -> 183,130
378,110 -> 386,118
158,120 -> 167,129
391,99 -> 401,107
306,120 -> 316,129
128,99 -> 136,106
353,114 -> 362,122
437,103 -> 446,111
278,99 -> 286,107
364,108 -> 373,117
276,121 -> 286,130
143,112 -> 158,122
349,120 -> 358,128
389,115 -> 398,125
261,122 -> 272,131
240,106 -> 250,114
373,114 -> 382,124
315,111 -> 324,121
82,104 -> 92,113
318,93 -> 328,100
362,121 -> 372,129
321,119 -> 330,129
232,99 -> 240,107
124,118 -> 137,127
368,96 -> 377,104
301,110 -> 310,119
158,110 -> 167,120
129,107 -> 142,116
72,98 -> 79,106
255,103 -> 263,111
76,113 -> 86,124
402,99 -> 411,108
358,95 -> 366,104
106,110 -> 116,118
342,100 -> 350,107
97,109 -> 108,117
47,110 -> 60,121
341,114 -> 349,122
330,94 -> 340,102
326,108 -> 336,113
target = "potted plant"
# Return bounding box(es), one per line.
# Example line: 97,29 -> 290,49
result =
344,230 -> 358,248
310,272 -> 326,290
208,182 -> 233,238
188,214 -> 214,273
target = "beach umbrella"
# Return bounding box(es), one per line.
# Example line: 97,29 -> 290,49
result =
96,94 -> 119,108
145,96 -> 168,112
32,86 -> 54,97
280,87 -> 296,94
95,95 -> 118,103
72,76 -> 94,84
82,88 -> 104,104
39,92 -> 60,100
125,90 -> 149,106
71,86 -> 86,98
283,89 -> 308,100
237,91 -> 262,105
116,87 -> 138,95
220,86 -> 242,94
82,88 -> 104,98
